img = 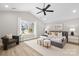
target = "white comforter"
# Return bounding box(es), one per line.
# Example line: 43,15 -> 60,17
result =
50,37 -> 65,43
40,36 -> 66,43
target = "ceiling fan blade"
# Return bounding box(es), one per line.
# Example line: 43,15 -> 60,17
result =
46,10 -> 54,12
45,4 -> 51,10
44,11 -> 46,15
36,11 -> 42,14
36,7 -> 42,10
43,3 -> 45,8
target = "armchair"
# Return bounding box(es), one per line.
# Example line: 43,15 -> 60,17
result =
1,35 -> 19,50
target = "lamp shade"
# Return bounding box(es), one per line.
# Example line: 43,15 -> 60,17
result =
69,28 -> 75,32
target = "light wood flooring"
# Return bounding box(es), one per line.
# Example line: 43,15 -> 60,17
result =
25,39 -> 79,56
0,42 -> 42,56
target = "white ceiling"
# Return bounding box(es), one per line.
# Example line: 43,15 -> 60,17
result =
0,3 -> 79,23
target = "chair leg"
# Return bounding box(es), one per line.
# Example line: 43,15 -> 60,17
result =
16,42 -> 19,45
3,44 -> 8,50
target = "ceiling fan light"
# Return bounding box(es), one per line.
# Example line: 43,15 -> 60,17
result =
36,4 -> 54,15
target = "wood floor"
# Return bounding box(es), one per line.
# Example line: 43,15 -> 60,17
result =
0,42 -> 42,56
25,39 -> 79,56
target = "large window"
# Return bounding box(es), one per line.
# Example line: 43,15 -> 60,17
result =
18,19 -> 34,35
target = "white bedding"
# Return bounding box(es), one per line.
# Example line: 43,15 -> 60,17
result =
50,37 -> 65,43
40,35 -> 66,43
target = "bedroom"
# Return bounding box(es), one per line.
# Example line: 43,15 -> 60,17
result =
0,3 -> 79,56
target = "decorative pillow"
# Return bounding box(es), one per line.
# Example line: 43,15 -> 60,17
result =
54,32 -> 58,36
49,32 -> 57,38
49,32 -> 55,37
5,33 -> 12,39
58,32 -> 62,37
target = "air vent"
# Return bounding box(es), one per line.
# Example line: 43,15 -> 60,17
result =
12,8 -> 16,9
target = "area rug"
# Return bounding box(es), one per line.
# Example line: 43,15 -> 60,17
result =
24,39 -> 79,56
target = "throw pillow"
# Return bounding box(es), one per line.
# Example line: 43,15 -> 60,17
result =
5,33 -> 12,39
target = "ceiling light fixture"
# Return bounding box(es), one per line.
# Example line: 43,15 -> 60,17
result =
5,5 -> 9,8
72,9 -> 77,13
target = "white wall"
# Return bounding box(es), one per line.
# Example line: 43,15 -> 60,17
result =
45,17 -> 79,35
0,11 -> 45,38
63,18 -> 79,35
0,11 -> 18,37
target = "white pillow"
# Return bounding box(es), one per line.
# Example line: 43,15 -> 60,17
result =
58,32 -> 62,37
6,33 -> 12,39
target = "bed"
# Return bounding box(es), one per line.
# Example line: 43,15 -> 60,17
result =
48,31 -> 68,48
50,37 -> 67,48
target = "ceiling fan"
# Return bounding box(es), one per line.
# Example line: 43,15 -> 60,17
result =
36,3 -> 54,15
